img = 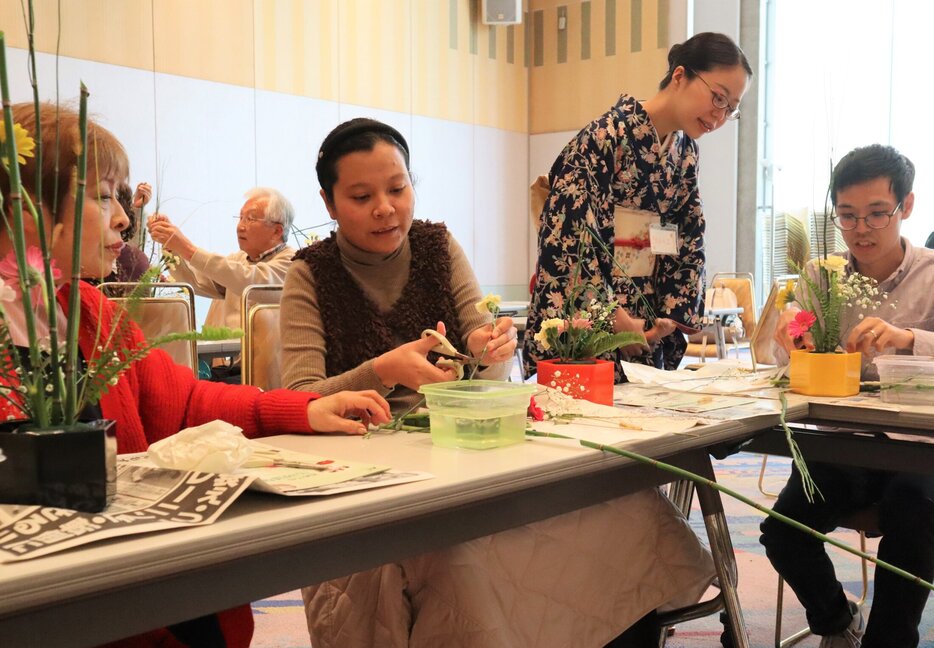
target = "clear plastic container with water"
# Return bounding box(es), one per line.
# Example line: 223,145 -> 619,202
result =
873,355 -> 934,405
418,380 -> 537,450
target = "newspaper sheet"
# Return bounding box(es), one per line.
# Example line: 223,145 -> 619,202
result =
0,463 -> 254,562
0,448 -> 435,562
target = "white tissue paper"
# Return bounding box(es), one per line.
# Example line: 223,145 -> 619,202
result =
147,420 -> 254,473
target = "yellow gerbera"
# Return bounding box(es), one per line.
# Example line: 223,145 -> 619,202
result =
0,120 -> 36,166
774,279 -> 797,310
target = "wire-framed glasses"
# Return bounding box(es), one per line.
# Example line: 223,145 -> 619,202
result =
831,203 -> 902,231
234,213 -> 269,225
690,70 -> 740,121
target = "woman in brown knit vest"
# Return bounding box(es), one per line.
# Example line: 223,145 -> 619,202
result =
280,118 -> 518,412
291,119 -> 717,648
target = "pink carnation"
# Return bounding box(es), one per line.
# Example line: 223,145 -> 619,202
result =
788,310 -> 817,338
570,316 -> 593,330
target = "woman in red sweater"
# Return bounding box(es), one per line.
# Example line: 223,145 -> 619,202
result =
0,103 -> 391,647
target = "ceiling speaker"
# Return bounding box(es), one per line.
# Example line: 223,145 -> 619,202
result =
481,0 -> 522,25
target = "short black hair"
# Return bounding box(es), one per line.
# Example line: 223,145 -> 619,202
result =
659,32 -> 753,90
831,144 -> 915,206
316,118 -> 410,202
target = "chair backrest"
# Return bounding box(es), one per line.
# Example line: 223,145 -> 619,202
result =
709,272 -> 757,335
240,284 -> 284,330
750,274 -> 797,367
242,303 -> 281,390
99,283 -> 198,374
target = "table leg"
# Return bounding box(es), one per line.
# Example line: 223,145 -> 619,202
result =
694,457 -> 750,648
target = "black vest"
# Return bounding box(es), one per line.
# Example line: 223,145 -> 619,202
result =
295,220 -> 465,377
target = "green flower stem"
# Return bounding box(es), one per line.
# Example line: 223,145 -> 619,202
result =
779,390 -> 822,503
63,83 -> 89,424
467,304 -> 499,381
21,190 -> 65,416
23,5 -> 65,419
1,32 -> 50,425
525,428 -> 934,592
380,397 -> 426,432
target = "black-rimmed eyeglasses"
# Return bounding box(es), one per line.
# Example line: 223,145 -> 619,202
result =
831,203 -> 902,231
690,70 -> 740,121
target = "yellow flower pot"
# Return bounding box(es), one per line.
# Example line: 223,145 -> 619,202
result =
789,349 -> 861,397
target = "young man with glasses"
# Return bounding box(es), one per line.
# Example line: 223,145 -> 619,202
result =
148,187 -> 297,330
765,144 -> 934,647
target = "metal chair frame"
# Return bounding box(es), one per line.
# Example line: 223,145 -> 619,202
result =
685,271 -> 757,362
240,284 -> 284,326
242,303 -> 281,390
98,281 -> 198,374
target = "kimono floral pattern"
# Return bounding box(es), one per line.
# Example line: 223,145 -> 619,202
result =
524,94 -> 706,380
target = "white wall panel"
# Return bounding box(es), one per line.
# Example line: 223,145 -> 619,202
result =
152,73 -> 256,260
473,127 -> 529,295
410,116 -> 474,262
7,50 -> 159,196
254,89 -> 339,240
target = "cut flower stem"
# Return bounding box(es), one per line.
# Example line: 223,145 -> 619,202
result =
525,428 -> 934,592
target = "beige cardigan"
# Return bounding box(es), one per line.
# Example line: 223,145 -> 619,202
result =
170,243 -> 296,329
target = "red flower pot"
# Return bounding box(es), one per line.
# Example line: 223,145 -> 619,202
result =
536,358 -> 615,406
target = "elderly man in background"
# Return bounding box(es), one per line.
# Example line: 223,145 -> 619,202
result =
148,187 -> 297,330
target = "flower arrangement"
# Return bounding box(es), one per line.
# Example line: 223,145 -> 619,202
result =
533,297 -> 645,361
0,26 -> 233,430
777,255 -> 885,353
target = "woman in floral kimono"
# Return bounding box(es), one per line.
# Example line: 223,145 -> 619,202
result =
525,32 -> 752,378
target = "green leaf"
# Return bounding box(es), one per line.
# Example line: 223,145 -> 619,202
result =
585,331 -> 647,358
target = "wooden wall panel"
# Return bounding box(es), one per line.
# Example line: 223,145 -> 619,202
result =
1,0 -> 154,71
152,0 -> 254,87
254,0 -> 339,101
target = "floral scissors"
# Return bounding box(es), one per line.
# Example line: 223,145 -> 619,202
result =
421,328 -> 479,379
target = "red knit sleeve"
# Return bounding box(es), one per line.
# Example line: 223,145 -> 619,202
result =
71,282 -> 316,442
134,349 -> 315,443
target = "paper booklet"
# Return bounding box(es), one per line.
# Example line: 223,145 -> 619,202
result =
240,442 -> 432,496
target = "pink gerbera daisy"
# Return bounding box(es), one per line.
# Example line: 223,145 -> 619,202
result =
788,310 -> 817,338
0,246 -> 62,282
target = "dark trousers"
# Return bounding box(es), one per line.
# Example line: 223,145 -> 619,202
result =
760,461 -> 934,647
604,610 -> 658,648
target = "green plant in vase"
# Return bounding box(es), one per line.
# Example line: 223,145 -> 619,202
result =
0,30 -> 236,512
777,226 -> 886,398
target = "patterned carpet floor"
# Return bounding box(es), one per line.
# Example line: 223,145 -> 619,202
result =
250,451 -> 934,647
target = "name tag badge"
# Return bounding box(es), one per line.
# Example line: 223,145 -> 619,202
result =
613,206 -> 659,278
649,223 -> 679,255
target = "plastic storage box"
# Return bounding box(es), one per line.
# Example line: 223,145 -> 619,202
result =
873,355 -> 934,405
418,380 -> 537,449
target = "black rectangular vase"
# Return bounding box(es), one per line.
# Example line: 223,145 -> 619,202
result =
0,419 -> 117,512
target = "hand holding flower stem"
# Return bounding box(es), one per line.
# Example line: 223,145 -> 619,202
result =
468,293 -> 502,380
